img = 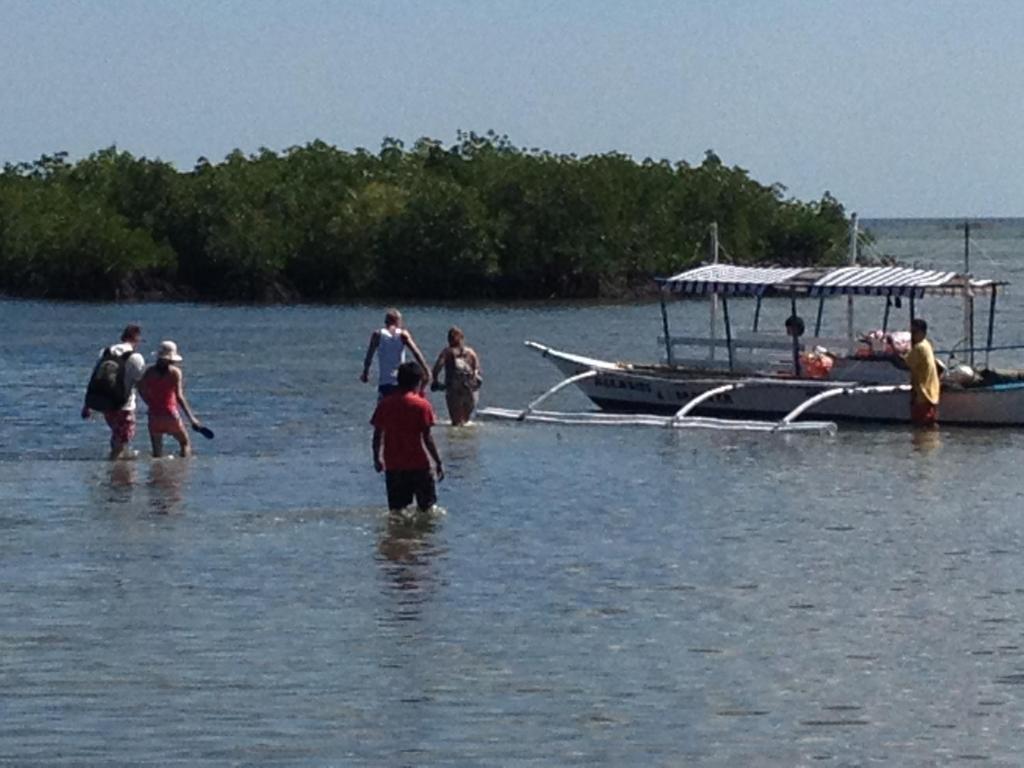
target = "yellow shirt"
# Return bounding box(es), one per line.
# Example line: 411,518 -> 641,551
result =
905,339 -> 940,405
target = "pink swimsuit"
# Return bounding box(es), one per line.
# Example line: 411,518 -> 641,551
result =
143,372 -> 184,435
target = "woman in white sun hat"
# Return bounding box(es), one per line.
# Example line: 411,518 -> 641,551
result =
138,340 -> 203,457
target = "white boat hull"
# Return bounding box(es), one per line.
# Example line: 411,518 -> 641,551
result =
529,342 -> 1024,426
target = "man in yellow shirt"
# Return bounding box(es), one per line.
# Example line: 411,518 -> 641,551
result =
904,318 -> 941,425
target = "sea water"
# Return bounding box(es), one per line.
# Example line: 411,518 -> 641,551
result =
4,219 -> 1024,765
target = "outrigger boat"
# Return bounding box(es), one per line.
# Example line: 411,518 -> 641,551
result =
481,223 -> 1024,430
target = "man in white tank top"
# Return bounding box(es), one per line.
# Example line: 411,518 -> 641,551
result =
360,308 -> 431,398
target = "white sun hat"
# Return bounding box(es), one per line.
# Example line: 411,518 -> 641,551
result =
155,340 -> 183,363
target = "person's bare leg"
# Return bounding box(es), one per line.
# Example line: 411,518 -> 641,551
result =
171,427 -> 191,458
446,392 -> 468,426
457,396 -> 473,425
150,432 -> 164,458
109,431 -> 130,459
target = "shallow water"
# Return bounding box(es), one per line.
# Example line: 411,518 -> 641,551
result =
4,219 -> 1024,765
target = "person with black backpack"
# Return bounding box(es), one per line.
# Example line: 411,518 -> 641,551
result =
81,324 -> 147,459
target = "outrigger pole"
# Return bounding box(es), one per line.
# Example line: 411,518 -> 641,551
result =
481,361 -> 839,434
515,369 -> 598,421
488,363 -> 911,435
774,384 -> 910,430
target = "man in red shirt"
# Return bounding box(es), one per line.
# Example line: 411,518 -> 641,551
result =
371,362 -> 445,512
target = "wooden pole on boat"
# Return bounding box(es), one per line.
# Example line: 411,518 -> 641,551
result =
968,294 -> 976,367
709,222 -> 719,361
964,220 -> 970,273
986,286 -> 998,368
722,296 -> 734,371
814,296 -> 825,337
963,220 -> 974,366
660,291 -> 674,366
790,322 -> 802,377
846,213 -> 857,353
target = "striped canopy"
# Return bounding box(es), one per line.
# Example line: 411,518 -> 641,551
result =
657,264 -> 1001,298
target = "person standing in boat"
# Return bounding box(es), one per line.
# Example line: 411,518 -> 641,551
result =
900,318 -> 941,426
430,326 -> 482,426
360,309 -> 430,399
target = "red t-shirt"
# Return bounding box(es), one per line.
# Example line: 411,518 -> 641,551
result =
370,391 -> 436,471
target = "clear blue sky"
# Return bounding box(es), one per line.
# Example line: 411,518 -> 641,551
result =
3,0 -> 1022,217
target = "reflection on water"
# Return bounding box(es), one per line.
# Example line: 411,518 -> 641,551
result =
95,457 -> 192,514
146,458 -> 190,514
377,512 -> 443,628
378,512 -> 438,565
108,460 -> 137,493
90,459 -> 139,510
378,513 -> 439,574
911,426 -> 943,455
442,422 -> 481,459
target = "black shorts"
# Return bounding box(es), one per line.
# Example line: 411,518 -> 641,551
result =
385,469 -> 437,512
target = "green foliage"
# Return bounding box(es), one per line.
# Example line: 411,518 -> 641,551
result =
0,154 -> 174,299
0,136 -> 852,301
763,191 -> 850,267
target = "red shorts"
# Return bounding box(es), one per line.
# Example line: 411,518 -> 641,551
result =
103,410 -> 136,446
911,401 -> 938,426
148,411 -> 186,437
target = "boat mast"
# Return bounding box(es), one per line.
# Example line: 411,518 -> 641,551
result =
964,219 -> 971,273
709,222 -> 719,361
963,220 -> 975,367
846,213 -> 857,353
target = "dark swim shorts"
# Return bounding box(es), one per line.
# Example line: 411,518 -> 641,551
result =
384,469 -> 437,512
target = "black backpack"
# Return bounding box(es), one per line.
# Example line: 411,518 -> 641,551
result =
85,347 -> 134,412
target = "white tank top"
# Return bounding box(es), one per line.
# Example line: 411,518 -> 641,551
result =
377,327 -> 406,386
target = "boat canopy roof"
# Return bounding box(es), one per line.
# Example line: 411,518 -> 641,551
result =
656,264 -> 1004,299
